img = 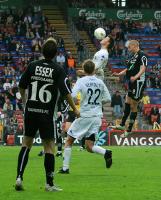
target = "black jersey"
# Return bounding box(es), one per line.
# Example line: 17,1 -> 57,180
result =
126,50 -> 148,81
57,96 -> 69,114
19,59 -> 71,118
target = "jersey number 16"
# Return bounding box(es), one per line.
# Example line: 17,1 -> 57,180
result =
30,81 -> 52,103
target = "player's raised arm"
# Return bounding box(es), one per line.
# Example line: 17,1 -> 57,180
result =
112,68 -> 127,77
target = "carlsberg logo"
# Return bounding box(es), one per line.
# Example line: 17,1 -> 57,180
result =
79,9 -> 105,20
154,11 -> 161,20
117,10 -> 143,20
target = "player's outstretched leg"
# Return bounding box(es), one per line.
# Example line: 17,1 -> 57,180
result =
120,130 -> 132,138
86,138 -> 112,169
104,150 -> 112,168
110,103 -> 130,131
92,146 -> 112,168
120,111 -> 137,138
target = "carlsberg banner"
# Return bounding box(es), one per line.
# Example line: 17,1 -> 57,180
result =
68,8 -> 161,21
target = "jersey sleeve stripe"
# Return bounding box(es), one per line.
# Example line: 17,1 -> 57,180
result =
141,56 -> 147,66
64,78 -> 71,93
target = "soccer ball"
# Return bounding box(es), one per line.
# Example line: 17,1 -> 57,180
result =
94,28 -> 106,40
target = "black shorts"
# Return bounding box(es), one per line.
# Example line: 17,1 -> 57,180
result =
55,117 -> 62,138
24,112 -> 55,140
128,80 -> 145,101
85,134 -> 95,142
66,111 -> 76,122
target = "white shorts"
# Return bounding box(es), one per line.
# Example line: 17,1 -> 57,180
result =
67,117 -> 102,140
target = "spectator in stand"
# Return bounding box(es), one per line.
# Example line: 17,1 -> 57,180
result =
144,23 -> 152,34
77,11 -> 86,30
8,39 -> 17,52
149,106 -> 160,125
49,26 -> 57,37
6,88 -> 16,110
26,28 -> 35,39
0,93 -> 5,109
151,65 -> 160,76
111,91 -> 123,118
115,29 -> 125,43
156,62 -> 161,70
3,98 -> 13,111
16,92 -> 23,110
16,41 -> 24,52
32,38 -> 42,52
33,12 -> 42,29
3,78 -> 11,91
4,53 -> 13,65
56,51 -> 66,68
16,21 -> 26,36
3,33 -> 13,49
157,44 -> 161,58
57,37 -> 65,52
67,53 -> 76,79
139,91 -> 150,116
76,39 -> 85,64
151,77 -> 161,88
140,91 -> 150,105
6,14 -> 14,25
24,13 -> 32,25
34,28 -> 41,39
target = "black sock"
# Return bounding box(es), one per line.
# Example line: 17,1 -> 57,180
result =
127,112 -> 137,132
44,153 -> 55,186
17,146 -> 30,179
81,137 -> 85,149
57,136 -> 62,152
120,103 -> 130,126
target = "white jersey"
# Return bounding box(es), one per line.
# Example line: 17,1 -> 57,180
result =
92,48 -> 109,70
72,75 -> 111,117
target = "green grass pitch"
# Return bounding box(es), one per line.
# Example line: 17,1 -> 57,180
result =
0,146 -> 161,200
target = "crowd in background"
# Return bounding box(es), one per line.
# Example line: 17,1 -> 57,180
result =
0,6 -> 77,143
67,0 -> 161,8
0,2 -> 161,143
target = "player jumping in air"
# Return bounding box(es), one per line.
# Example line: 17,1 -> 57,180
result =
111,40 -> 148,138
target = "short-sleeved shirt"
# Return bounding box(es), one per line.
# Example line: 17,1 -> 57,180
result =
72,75 -> 111,117
126,50 -> 148,82
19,59 -> 71,118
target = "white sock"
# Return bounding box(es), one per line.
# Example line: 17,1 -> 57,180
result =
92,145 -> 106,155
63,147 -> 72,170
